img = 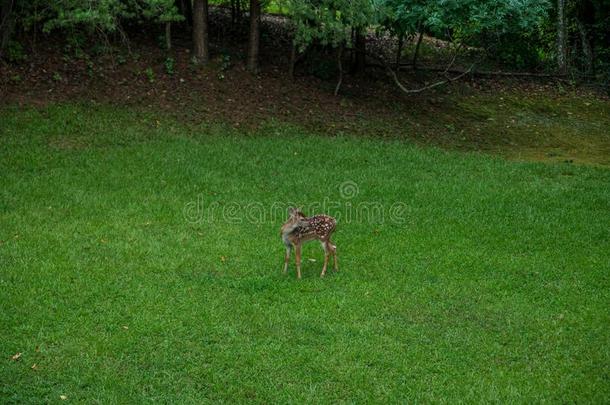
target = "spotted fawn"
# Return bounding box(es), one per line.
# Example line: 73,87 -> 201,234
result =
280,208 -> 338,279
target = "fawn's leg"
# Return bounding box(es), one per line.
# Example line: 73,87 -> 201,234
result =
295,243 -> 302,279
330,241 -> 338,271
321,240 -> 330,277
283,246 -> 291,274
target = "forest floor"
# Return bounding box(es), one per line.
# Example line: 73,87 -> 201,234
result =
1,9 -> 609,166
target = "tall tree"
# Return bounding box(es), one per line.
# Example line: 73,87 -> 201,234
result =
556,0 -> 567,74
0,0 -> 15,57
175,0 -> 193,28
192,0 -> 210,64
353,28 -> 366,74
575,0 -> 595,74
247,0 -> 261,72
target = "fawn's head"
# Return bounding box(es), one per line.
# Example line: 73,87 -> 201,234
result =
287,207 -> 306,221
281,207 -> 306,242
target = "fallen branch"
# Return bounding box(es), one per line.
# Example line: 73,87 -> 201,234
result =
390,63 -> 475,94
363,49 -> 476,94
426,67 -> 565,78
366,62 -> 567,78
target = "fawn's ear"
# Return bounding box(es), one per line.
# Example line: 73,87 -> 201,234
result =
288,207 -> 303,218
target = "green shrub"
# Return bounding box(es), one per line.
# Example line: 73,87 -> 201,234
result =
144,67 -> 155,83
164,57 -> 175,75
5,41 -> 26,63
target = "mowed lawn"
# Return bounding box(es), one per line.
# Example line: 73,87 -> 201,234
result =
1,104 -> 609,403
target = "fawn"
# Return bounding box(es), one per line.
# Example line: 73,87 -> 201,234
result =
280,208 -> 338,279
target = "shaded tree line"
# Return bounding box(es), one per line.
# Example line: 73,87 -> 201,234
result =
0,0 -> 266,72
1,0 -> 608,89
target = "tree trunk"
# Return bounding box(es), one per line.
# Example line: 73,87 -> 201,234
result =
353,28 -> 366,74
231,0 -> 236,25
289,41 -> 297,80
557,0 -> 568,74
247,0 -> 261,73
165,22 -> 172,50
412,29 -> 424,70
192,0 -> 209,64
0,0 -> 15,58
176,0 -> 193,28
185,0 -> 193,28
395,33 -> 404,70
576,18 -> 593,74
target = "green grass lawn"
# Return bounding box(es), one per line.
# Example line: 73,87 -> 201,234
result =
1,104 -> 609,403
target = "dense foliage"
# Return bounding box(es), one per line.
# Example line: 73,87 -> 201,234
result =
290,0 -> 377,48
7,0 -> 181,33
1,0 -> 608,78
297,0 -> 553,68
